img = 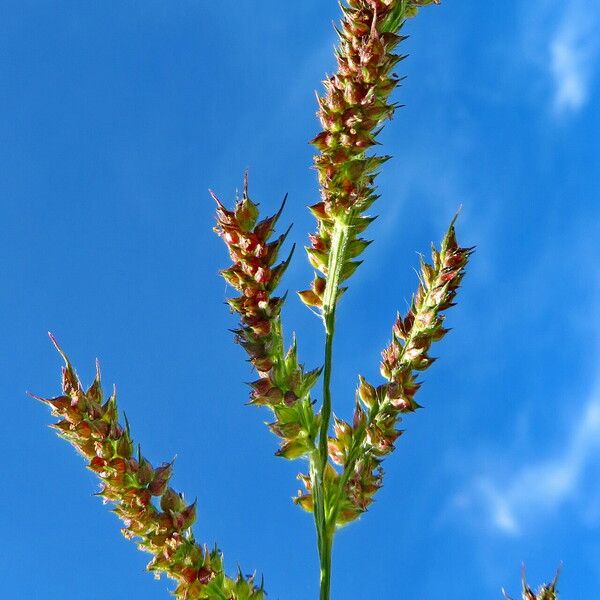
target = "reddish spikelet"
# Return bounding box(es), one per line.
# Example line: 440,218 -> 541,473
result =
296,219 -> 472,524
299,0 -> 440,309
37,336 -> 264,600
214,180 -> 321,460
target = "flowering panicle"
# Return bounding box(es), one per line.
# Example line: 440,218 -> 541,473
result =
36,336 -> 263,600
296,219 -> 472,525
299,0 -> 440,313
31,1 -> 540,597
214,179 -> 321,460
518,585 -> 558,600
503,571 -> 560,600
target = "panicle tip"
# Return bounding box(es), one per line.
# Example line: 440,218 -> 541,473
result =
209,188 -> 225,209
48,332 -> 69,364
275,192 -> 289,221
27,390 -> 46,403
447,205 -> 462,232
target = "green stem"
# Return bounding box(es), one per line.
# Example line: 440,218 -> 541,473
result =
319,525 -> 333,600
311,218 -> 351,600
319,309 -> 336,470
310,315 -> 336,600
318,310 -> 336,600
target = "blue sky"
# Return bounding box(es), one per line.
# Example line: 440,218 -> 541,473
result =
3,1 -> 600,598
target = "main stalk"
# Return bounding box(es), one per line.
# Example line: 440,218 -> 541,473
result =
311,218 -> 351,600
303,3 -> 437,597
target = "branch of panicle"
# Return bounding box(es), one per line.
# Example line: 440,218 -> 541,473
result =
503,567 -> 560,600
296,220 -> 472,526
299,0 -> 440,313
214,178 -> 321,461
34,336 -> 264,600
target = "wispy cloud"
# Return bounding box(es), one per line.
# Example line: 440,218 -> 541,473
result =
518,0 -> 599,117
549,7 -> 599,115
452,384 -> 600,536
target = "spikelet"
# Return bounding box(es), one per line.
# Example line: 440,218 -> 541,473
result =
35,336 -> 264,600
214,176 -> 321,460
299,0 -> 440,312
295,218 -> 472,524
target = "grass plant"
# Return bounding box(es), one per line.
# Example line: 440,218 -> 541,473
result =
34,2 -> 559,598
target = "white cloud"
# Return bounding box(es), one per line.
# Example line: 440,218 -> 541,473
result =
518,0 -> 599,117
452,384 -> 600,536
549,7 -> 599,115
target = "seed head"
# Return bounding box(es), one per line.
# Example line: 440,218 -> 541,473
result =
301,0 -> 441,308
215,179 -> 321,462
35,337 -> 264,599
298,218 -> 472,525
